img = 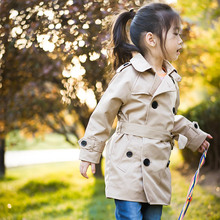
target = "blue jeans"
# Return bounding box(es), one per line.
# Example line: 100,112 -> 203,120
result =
114,199 -> 163,220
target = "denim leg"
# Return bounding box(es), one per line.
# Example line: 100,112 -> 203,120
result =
142,203 -> 163,220
114,199 -> 143,220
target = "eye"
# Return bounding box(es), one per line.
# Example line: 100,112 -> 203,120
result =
174,32 -> 182,37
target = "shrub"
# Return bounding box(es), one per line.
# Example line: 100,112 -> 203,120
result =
182,97 -> 220,169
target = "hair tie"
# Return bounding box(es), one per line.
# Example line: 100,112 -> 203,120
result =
129,8 -> 135,18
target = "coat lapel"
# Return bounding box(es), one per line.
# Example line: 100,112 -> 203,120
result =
153,74 -> 177,98
130,53 -> 181,97
152,60 -> 180,98
149,73 -> 162,96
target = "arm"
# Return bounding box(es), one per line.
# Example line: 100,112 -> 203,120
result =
79,66 -> 134,177
170,75 -> 212,152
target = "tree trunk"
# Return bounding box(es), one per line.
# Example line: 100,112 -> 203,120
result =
94,155 -> 103,178
0,138 -> 5,177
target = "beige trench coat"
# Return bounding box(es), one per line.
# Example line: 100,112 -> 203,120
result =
78,53 -> 208,205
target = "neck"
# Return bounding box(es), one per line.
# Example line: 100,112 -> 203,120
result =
144,53 -> 164,73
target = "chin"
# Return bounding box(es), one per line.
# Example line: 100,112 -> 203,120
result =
171,55 -> 179,62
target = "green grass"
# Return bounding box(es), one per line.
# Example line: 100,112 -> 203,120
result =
6,131 -> 77,151
0,150 -> 220,219
0,162 -> 115,220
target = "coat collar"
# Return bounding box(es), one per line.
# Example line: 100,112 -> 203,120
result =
130,53 -> 182,82
130,53 -> 152,72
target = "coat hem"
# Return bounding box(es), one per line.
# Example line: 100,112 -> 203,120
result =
105,193 -> 170,206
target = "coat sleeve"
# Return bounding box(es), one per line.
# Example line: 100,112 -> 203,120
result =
172,115 -> 208,152
170,72 -> 208,152
78,65 -> 135,164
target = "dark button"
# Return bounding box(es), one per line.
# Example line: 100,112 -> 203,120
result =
194,123 -> 198,129
143,158 -> 150,166
152,101 -> 158,109
173,107 -> 176,115
126,151 -> 133,158
167,160 -> 170,167
81,140 -> 87,147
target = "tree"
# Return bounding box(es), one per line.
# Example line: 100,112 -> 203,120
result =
1,0 -> 150,177
174,0 -> 220,104
173,0 -> 220,169
0,0 -> 72,176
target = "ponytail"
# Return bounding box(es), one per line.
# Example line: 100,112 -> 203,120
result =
109,4 -> 180,70
110,9 -> 140,70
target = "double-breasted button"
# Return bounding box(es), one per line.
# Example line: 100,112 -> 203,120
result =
194,123 -> 198,129
81,140 -> 87,147
152,101 -> 158,109
173,107 -> 176,115
143,158 -> 150,166
126,151 -> 133,158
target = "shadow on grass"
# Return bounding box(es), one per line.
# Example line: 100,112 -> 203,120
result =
84,178 -> 115,220
0,176 -> 17,182
44,206 -> 74,218
20,180 -> 69,196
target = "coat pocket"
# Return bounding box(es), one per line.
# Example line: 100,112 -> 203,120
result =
130,90 -> 152,114
113,134 -> 141,173
110,133 -> 129,168
142,140 -> 172,186
158,166 -> 172,194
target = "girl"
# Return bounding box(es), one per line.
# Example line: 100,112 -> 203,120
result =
79,3 -> 212,220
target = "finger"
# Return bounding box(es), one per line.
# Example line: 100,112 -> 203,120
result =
203,140 -> 210,149
201,146 -> 205,152
91,163 -> 96,174
80,161 -> 89,179
198,146 -> 203,153
205,141 -> 210,150
207,134 -> 213,139
199,144 -> 206,153
82,163 -> 90,179
80,161 -> 85,175
198,149 -> 203,153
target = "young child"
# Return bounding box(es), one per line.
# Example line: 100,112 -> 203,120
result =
79,3 -> 212,220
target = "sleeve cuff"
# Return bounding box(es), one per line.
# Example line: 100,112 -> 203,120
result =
79,149 -> 102,164
185,121 -> 208,152
78,137 -> 105,164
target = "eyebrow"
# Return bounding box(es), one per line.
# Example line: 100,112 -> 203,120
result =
173,27 -> 183,32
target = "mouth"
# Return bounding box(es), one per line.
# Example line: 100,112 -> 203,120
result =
177,48 -> 183,54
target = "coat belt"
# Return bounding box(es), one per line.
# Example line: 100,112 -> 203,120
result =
116,121 -> 172,142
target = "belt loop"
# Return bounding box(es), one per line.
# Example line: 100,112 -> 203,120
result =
170,140 -> 174,150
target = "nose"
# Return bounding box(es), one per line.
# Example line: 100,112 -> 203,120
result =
179,35 -> 183,45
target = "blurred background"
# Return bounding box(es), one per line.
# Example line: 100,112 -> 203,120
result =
0,0 -> 219,219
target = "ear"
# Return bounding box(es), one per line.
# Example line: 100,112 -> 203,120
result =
145,32 -> 157,47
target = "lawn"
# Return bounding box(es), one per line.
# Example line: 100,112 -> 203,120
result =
0,150 -> 220,220
6,131 -> 77,151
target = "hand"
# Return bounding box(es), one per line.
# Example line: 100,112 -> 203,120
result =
198,134 -> 213,153
80,160 -> 96,179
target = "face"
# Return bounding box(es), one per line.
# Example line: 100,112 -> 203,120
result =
164,23 -> 183,61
